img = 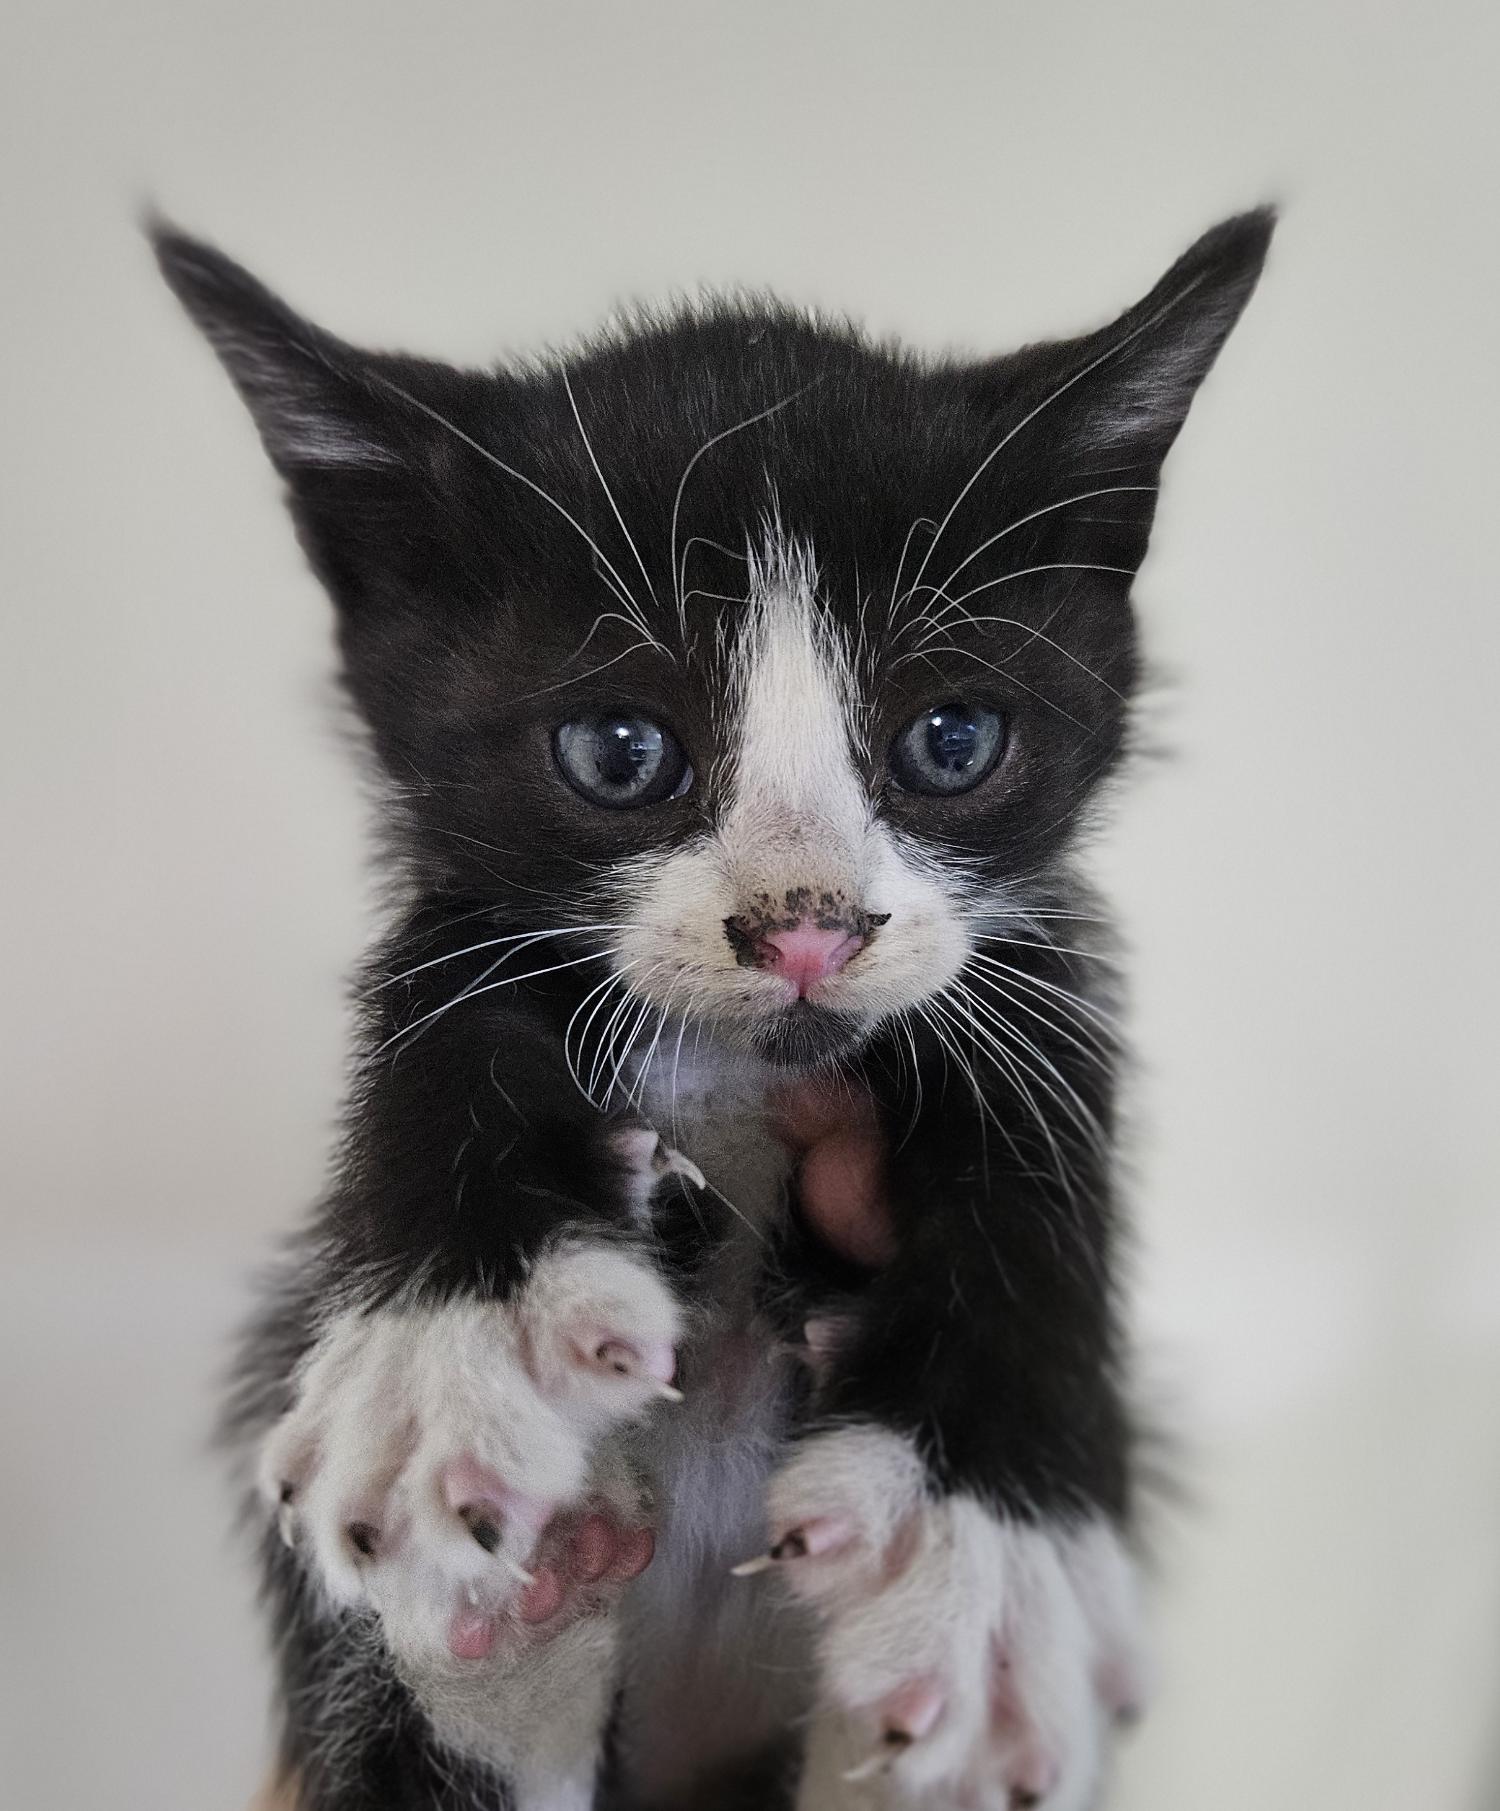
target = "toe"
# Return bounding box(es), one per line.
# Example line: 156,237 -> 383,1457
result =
446,1607 -> 499,1661
880,1677 -> 945,1743
606,1526 -> 655,1581
518,1565 -> 568,1625
571,1512 -> 619,1582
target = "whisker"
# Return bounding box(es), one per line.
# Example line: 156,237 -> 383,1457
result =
965,949 -> 1120,1040
900,486 -> 1157,628
971,931 -> 1112,963
948,978 -> 1108,1161
562,370 -> 663,627
887,514 -> 938,622
370,374 -> 665,655
377,948 -> 616,1059
896,645 -> 1093,734
376,925 -> 630,992
931,988 -> 1074,1194
903,569 -> 1136,697
964,958 -> 1116,1067
670,384 -> 817,636
565,969 -> 633,1102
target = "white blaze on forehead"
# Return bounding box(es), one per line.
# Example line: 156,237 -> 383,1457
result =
727,534 -> 867,859
605,526 -> 972,1047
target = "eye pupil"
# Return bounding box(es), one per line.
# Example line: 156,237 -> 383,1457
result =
892,699 -> 1005,797
600,719 -> 652,785
927,708 -> 981,774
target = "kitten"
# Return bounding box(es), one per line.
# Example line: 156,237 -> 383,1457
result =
155,210 -> 1271,1811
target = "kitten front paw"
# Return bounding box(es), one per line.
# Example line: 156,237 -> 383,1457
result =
749,1428 -> 1146,1810
263,1241 -> 681,1666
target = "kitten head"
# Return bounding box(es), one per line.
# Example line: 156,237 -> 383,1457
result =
155,212 -> 1271,1074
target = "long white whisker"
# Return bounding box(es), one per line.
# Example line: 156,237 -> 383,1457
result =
932,988 -> 1075,1198
588,981 -> 644,1103
965,959 -> 1115,1067
602,993 -> 657,1110
887,514 -> 938,622
912,562 -> 1135,642
901,486 -> 1157,629
562,369 -> 662,626
567,968 -> 635,1103
949,979 -> 1108,1161
667,1012 -> 690,1149
903,571 -> 1135,697
892,1009 -> 924,1148
670,385 -> 817,635
898,644 -> 1092,734
370,374 -> 664,654
966,949 -> 1120,1040
377,925 -> 631,992
971,931 -> 1112,963
625,1004 -> 672,1111
378,949 -> 616,1058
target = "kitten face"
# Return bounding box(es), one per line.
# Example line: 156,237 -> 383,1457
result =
604,534 -> 977,1067
154,212 -> 1272,1073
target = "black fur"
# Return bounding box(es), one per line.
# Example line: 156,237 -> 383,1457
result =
155,209 -> 1272,1808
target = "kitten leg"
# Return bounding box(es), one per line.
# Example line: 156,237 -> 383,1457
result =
264,1240 -> 680,1799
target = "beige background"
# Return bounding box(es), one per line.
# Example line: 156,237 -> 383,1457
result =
3,2 -> 1498,1806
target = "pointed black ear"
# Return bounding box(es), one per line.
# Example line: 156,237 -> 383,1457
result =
978,207 -> 1275,465
1075,207 -> 1275,455
150,221 -> 511,616
150,220 -> 402,474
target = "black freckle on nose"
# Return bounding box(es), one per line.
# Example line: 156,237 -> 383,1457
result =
725,897 -> 890,956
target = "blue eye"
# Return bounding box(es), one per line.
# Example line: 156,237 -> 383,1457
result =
890,700 -> 1006,797
554,713 -> 692,809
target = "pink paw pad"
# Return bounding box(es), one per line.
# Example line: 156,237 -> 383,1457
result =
443,1501 -> 655,1659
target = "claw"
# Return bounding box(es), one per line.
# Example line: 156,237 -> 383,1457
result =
730,1552 -> 777,1577
841,1730 -> 911,1783
592,1338 -> 682,1400
840,1677 -> 945,1781
459,1506 -> 502,1553
732,1513 -> 853,1575
452,1501 -> 536,1584
651,1141 -> 706,1191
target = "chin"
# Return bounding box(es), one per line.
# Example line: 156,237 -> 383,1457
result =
748,1004 -> 870,1070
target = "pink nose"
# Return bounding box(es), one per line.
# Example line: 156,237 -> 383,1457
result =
757,924 -> 864,998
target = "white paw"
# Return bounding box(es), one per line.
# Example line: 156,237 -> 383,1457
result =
749,1428 -> 1147,1810
263,1241 -> 682,1667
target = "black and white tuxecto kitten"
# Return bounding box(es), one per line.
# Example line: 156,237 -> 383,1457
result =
155,210 -> 1271,1811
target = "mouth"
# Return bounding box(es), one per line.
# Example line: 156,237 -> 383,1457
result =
749,1003 -> 868,1070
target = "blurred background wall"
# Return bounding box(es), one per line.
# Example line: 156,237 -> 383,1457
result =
2,2 -> 1497,1806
